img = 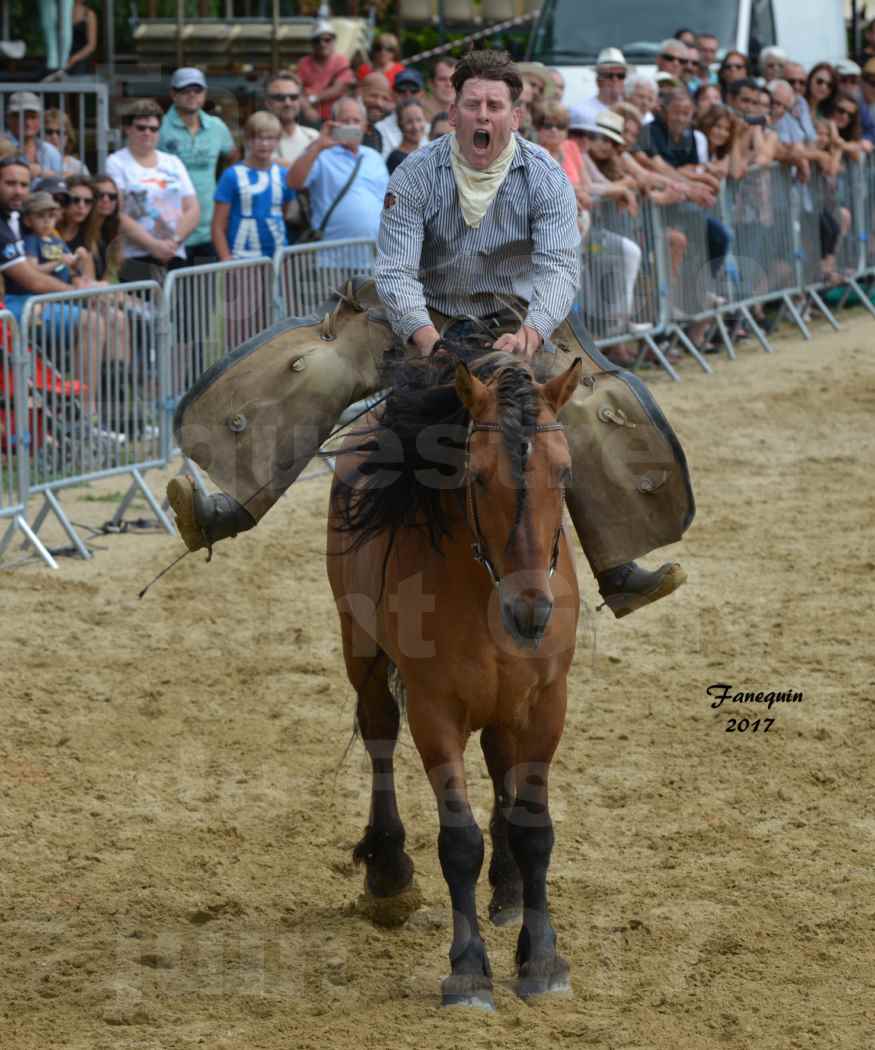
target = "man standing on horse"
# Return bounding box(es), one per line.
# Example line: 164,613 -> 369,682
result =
169,49 -> 694,618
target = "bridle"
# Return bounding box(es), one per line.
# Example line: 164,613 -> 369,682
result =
464,418 -> 566,588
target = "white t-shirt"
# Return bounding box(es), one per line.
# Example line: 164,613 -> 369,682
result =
274,124 -> 319,166
375,112 -> 401,158
106,147 -> 197,259
569,95 -> 607,130
693,129 -> 709,165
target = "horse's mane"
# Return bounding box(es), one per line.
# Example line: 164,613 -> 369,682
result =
332,345 -> 543,557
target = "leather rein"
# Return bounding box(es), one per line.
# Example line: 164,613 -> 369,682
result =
464,418 -> 566,588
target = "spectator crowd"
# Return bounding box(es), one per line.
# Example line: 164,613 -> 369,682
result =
2,17 -> 875,374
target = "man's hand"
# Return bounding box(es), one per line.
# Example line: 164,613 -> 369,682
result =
151,238 -> 178,264
493,325 -> 542,362
411,324 -> 441,356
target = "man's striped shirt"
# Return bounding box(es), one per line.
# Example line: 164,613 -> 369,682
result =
375,133 -> 580,343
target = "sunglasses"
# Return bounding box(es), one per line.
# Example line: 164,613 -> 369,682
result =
787,78 -> 806,87
132,123 -> 160,132
268,92 -> 300,102
96,190 -> 118,201
836,107 -> 857,117
660,54 -> 682,63
582,131 -> 608,141
176,85 -> 205,94
724,62 -> 747,71
539,121 -> 568,130
69,194 -> 93,206
599,71 -> 626,80
43,127 -> 62,137
813,76 -> 834,88
372,44 -> 395,52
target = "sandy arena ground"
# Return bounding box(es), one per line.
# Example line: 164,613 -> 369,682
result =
2,313 -> 874,1050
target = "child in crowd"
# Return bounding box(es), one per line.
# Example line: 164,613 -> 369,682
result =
212,112 -> 296,261
21,191 -> 94,284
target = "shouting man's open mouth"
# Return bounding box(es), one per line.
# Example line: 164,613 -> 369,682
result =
472,129 -> 491,154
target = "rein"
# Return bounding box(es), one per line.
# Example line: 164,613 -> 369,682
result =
464,419 -> 566,589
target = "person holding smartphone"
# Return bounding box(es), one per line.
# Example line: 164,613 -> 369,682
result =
287,95 -> 388,242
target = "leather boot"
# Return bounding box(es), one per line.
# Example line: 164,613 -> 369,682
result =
167,475 -> 256,553
596,561 -> 687,618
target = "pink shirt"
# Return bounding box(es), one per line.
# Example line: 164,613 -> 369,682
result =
298,53 -> 355,121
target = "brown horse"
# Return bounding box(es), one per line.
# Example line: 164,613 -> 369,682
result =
326,348 -> 582,1009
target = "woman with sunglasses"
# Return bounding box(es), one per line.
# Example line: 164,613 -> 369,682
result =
105,99 -> 199,284
717,52 -> 749,101
54,174 -> 97,278
356,33 -> 405,88
84,174 -> 123,282
830,97 -> 873,159
805,63 -> 839,120
43,109 -> 89,177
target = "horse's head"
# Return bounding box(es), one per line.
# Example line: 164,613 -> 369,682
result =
455,356 -> 582,649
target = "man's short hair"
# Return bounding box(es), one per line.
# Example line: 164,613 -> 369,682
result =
664,89 -> 693,110
245,111 -> 281,139
332,96 -> 366,121
451,50 -> 523,104
432,56 -> 457,76
726,77 -> 760,99
122,99 -> 164,126
265,69 -> 302,93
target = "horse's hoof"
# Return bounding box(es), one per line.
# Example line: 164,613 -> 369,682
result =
355,879 -> 423,928
516,955 -> 571,1000
441,973 -> 495,1011
488,882 -> 523,926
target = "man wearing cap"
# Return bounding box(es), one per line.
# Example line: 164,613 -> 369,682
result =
375,68 -> 425,159
569,48 -> 627,129
169,50 -> 693,620
4,92 -> 62,180
159,68 -> 238,265
298,20 -> 355,125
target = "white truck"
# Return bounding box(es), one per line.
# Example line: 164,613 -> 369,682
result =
527,0 -> 849,104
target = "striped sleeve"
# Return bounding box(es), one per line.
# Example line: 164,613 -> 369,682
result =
375,162 -> 432,343
525,161 -> 580,339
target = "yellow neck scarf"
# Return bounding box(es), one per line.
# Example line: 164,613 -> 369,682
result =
450,131 -> 517,229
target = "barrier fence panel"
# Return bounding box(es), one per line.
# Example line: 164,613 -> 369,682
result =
0,81 -> 111,174
15,281 -> 171,559
163,258 -> 278,427
276,239 -> 378,318
577,197 -> 664,341
0,309 -> 58,569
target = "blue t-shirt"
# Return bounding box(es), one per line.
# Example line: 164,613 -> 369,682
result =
305,144 -> 388,242
214,163 -> 295,260
23,231 -> 71,283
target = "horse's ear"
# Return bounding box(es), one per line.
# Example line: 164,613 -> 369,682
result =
455,360 -> 489,416
540,358 -> 583,415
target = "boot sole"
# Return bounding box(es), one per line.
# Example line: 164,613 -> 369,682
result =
166,476 -> 206,552
603,563 -> 687,619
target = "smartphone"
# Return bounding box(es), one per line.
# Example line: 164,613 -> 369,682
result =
332,125 -> 361,144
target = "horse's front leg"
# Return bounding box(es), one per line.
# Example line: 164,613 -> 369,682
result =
480,725 -> 523,926
411,706 -> 494,1010
508,695 -> 570,999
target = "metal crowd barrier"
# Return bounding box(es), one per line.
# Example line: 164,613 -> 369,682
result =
275,238 -> 378,317
0,81 -> 111,175
10,282 -> 172,560
163,257 -> 278,429
0,309 -> 59,568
